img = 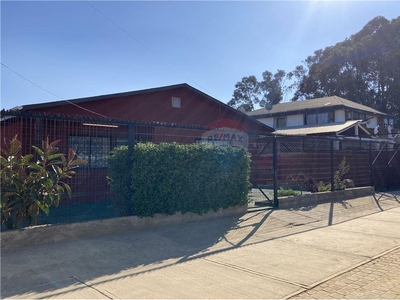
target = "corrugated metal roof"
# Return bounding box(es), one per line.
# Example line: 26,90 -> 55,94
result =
273,120 -> 362,136
248,96 -> 387,117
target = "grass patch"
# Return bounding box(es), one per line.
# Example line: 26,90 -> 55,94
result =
278,187 -> 301,197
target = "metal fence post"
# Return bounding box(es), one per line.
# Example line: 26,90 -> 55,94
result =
386,143 -> 389,190
369,141 -> 373,187
273,135 -> 278,208
330,139 -> 334,192
123,123 -> 136,216
128,123 -> 136,160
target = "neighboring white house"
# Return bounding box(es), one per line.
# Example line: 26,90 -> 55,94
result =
247,96 -> 396,140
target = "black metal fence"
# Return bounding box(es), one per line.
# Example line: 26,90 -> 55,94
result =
1,110 -> 399,229
248,133 -> 400,207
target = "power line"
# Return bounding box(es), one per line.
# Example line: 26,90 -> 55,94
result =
1,63 -> 64,100
1,62 -> 108,118
84,0 -> 217,99
84,1 -> 174,69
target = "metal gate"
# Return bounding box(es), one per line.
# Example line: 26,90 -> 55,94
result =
371,141 -> 400,191
248,134 -> 276,208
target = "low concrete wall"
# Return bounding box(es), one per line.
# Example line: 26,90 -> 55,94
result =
278,186 -> 375,209
1,204 -> 247,252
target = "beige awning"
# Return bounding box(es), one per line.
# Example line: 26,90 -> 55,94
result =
273,120 -> 370,136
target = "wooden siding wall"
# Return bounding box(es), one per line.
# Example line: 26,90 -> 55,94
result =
250,149 -> 400,190
27,86 -> 271,133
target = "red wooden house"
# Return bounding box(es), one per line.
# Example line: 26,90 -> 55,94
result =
1,83 -> 273,204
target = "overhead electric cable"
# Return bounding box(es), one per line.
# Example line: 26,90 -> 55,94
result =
84,0 -> 217,99
1,63 -> 63,100
1,62 -> 108,118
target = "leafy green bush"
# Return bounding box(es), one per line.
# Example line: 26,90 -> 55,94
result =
1,135 -> 86,229
107,146 -> 132,215
286,173 -> 317,193
334,156 -> 350,190
278,187 -> 301,197
317,181 -> 331,192
107,143 -> 251,217
315,157 -> 351,193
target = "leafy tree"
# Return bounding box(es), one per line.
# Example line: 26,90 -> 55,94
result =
0,135 -> 86,229
286,65 -> 308,101
289,16 -> 400,126
259,69 -> 287,106
228,70 -> 287,111
227,75 -> 260,112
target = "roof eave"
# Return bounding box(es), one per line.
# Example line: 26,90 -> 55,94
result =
20,83 -> 191,110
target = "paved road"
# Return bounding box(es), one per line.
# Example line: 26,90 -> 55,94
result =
292,246 -> 400,299
2,191 -> 400,299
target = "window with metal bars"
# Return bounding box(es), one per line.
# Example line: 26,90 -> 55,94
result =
69,136 -> 111,168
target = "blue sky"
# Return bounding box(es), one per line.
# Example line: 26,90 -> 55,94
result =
1,1 -> 400,110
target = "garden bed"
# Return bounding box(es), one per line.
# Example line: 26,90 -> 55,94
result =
278,186 -> 375,209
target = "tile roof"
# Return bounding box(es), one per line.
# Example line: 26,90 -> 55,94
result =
273,120 -> 367,136
248,96 -> 387,117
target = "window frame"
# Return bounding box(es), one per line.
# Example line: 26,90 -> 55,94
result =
69,135 -> 112,168
305,111 -> 335,125
305,113 -> 317,126
275,117 -> 287,129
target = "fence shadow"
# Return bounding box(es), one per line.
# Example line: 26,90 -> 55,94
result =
4,190 -> 400,298
2,207 -> 282,298
0,214 -> 243,298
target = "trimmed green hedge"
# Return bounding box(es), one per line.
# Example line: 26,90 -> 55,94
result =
107,146 -> 132,215
108,143 -> 251,217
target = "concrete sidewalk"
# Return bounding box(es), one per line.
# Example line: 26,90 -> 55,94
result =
2,191 -> 400,299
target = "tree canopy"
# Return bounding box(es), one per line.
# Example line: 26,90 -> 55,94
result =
290,16 -> 400,114
227,70 -> 286,112
229,15 -> 400,126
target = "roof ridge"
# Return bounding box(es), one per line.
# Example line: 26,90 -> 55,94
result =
247,95 -> 390,117
332,95 -> 344,105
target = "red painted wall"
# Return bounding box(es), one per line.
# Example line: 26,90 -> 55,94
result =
27,86 -> 271,133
